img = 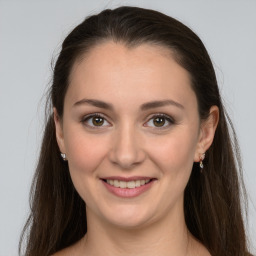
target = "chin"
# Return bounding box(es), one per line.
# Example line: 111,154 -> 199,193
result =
98,204 -> 158,230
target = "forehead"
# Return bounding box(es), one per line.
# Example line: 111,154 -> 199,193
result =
70,41 -> 176,81
66,41 -> 197,110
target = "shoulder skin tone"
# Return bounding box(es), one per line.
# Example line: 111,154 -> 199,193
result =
53,41 -> 218,256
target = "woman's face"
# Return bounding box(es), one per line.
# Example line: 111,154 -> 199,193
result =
55,42 -> 206,228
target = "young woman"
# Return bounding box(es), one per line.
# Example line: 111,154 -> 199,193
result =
20,6 -> 253,256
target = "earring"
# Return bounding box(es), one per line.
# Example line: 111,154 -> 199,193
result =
60,153 -> 67,161
199,153 -> 205,172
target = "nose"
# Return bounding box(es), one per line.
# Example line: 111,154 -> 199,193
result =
108,123 -> 146,169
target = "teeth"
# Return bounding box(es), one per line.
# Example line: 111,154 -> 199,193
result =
135,180 -> 141,187
127,181 -> 135,189
114,180 -> 119,187
120,181 -> 126,188
106,179 -> 151,188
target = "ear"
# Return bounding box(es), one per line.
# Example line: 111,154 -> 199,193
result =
194,105 -> 219,162
53,108 -> 66,154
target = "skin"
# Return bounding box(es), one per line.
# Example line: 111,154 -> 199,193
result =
53,42 -> 219,256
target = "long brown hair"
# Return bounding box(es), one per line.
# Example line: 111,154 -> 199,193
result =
20,6 -> 252,256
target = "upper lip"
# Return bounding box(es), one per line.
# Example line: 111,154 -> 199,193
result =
100,176 -> 155,182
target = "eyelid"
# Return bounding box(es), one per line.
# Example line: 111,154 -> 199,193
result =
81,113 -> 112,128
144,113 -> 175,128
80,112 -> 175,129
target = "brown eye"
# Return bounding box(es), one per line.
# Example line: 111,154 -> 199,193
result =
92,116 -> 104,126
153,117 -> 166,127
82,114 -> 110,128
145,114 -> 174,128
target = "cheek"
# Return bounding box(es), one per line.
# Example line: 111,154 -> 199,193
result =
147,128 -> 198,175
64,129 -> 109,176
64,130 -> 110,204
147,129 -> 198,210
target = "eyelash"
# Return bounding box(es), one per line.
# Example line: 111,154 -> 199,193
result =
81,113 -> 110,128
81,113 -> 175,129
144,113 -> 175,129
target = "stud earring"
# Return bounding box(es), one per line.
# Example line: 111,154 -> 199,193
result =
199,153 -> 205,172
60,153 -> 67,161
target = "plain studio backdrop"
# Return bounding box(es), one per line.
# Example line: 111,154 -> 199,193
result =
0,0 -> 255,255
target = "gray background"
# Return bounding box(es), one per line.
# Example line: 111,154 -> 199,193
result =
0,0 -> 255,255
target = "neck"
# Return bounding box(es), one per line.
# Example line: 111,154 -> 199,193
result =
82,206 -> 194,256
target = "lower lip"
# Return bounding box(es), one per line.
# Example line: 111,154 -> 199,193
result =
102,180 -> 155,198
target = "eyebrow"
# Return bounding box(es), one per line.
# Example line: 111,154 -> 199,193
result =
73,99 -> 114,110
140,99 -> 184,111
73,98 -> 184,111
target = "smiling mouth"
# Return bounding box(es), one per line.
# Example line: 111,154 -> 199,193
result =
102,179 -> 155,189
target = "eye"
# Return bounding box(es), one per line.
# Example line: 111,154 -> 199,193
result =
145,114 -> 174,128
82,113 -> 111,128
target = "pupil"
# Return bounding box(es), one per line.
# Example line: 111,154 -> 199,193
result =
153,117 -> 165,127
93,117 -> 104,126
